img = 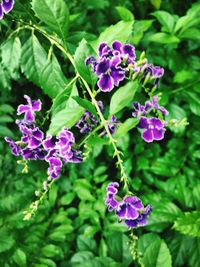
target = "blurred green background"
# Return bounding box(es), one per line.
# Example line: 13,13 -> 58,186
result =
0,0 -> 200,266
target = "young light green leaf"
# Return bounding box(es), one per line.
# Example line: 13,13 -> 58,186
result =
91,20 -> 133,50
143,239 -> 172,267
152,11 -> 175,33
74,39 -> 97,86
32,0 -> 69,42
110,81 -> 138,115
115,6 -> 134,22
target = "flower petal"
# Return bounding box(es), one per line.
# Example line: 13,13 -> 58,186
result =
122,44 -> 136,60
153,128 -> 165,141
2,0 -> 14,14
96,57 -> 110,75
0,4 -> 4,19
98,74 -> 114,92
142,129 -> 154,143
32,99 -> 42,111
110,68 -> 125,86
17,104 -> 29,115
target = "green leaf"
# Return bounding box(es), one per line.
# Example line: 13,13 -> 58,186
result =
0,125 -> 14,138
0,115 -> 13,123
32,0 -> 69,42
143,238 -> 172,267
73,179 -> 95,201
152,11 -> 175,33
110,81 -> 138,115
77,235 -> 97,253
40,54 -> 67,98
0,228 -> 15,253
185,92 -> 200,116
173,211 -> 200,238
71,251 -> 94,264
179,28 -> 200,40
148,33 -> 180,43
115,6 -> 134,22
107,232 -> 122,262
48,83 -> 85,135
21,34 -> 48,86
74,39 -> 97,86
114,118 -> 139,138
1,36 -> 21,79
91,21 -> 133,50
42,244 -> 61,258
72,96 -> 98,117
138,233 -> 160,254
12,249 -> 27,267
0,104 -> 14,114
150,0 -> 161,10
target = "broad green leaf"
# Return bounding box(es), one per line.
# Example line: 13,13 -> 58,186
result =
32,0 -> 69,42
72,96 -> 98,117
148,33 -> 180,43
73,179 -> 95,201
143,239 -> 172,267
0,104 -> 14,114
132,20 -> 153,44
173,211 -> 200,238
21,34 -> 48,86
138,233 -> 160,254
91,21 -> 133,50
107,232 -> 123,262
77,235 -> 97,253
12,249 -> 27,267
115,6 -> 134,22
40,54 -> 67,98
114,118 -> 139,138
173,70 -> 196,83
179,28 -> 200,40
0,228 -> 15,253
188,238 -> 200,267
110,81 -> 138,114
0,115 -> 13,123
71,251 -> 94,264
152,11 -> 175,33
48,83 -> 85,135
42,244 -> 61,258
1,36 -> 21,79
74,39 -> 97,86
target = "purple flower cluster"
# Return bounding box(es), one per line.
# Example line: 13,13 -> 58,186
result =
105,182 -> 152,228
76,101 -> 119,135
0,0 -> 15,19
5,95 -> 82,179
132,96 -> 168,143
86,41 -> 136,92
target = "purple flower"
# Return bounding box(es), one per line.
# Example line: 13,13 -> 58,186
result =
138,117 -> 166,143
47,157 -> 62,179
43,135 -> 57,150
67,150 -> 83,163
116,196 -> 144,220
96,56 -> 125,92
112,41 -> 136,64
105,183 -> 152,228
22,147 -> 46,160
4,137 -> 21,156
17,95 -> 41,123
125,205 -> 152,228
105,182 -> 120,212
108,115 -> 119,135
152,96 -> 169,116
0,0 -> 14,19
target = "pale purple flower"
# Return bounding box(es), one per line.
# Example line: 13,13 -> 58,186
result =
17,95 -> 41,123
22,147 -> 46,160
152,96 -> 169,116
0,0 -> 15,19
138,117 -> 166,143
112,41 -> 136,64
125,205 -> 152,228
4,137 -> 21,156
105,182 -> 120,212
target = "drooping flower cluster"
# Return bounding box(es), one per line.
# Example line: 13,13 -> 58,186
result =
105,182 -> 152,228
133,96 -> 168,143
0,0 -> 15,19
5,95 -> 82,179
76,100 -> 119,135
86,40 -> 164,92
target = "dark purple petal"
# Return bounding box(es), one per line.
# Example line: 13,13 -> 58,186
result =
67,150 -> 83,163
31,99 -> 42,111
110,68 -> 125,86
43,135 -> 57,150
158,106 -> 169,116
98,74 -> 114,92
111,55 -> 121,68
37,149 -> 47,160
151,66 -> 164,78
112,41 -> 122,52
152,128 -> 165,141
32,128 -> 44,140
2,0 -> 14,14
122,44 -> 136,60
150,118 -> 163,129
24,110 -> 35,123
116,202 -> 127,219
22,148 -> 37,160
144,101 -> 152,112
98,42 -> 111,57
126,205 -> 139,220
96,58 -> 110,75
125,219 -> 138,228
5,137 -> 21,156
107,185 -> 118,194
142,129 -> 154,143
17,104 -> 29,115
124,196 -> 144,209
138,117 -> 149,129
29,136 -> 42,148
85,56 -> 96,65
